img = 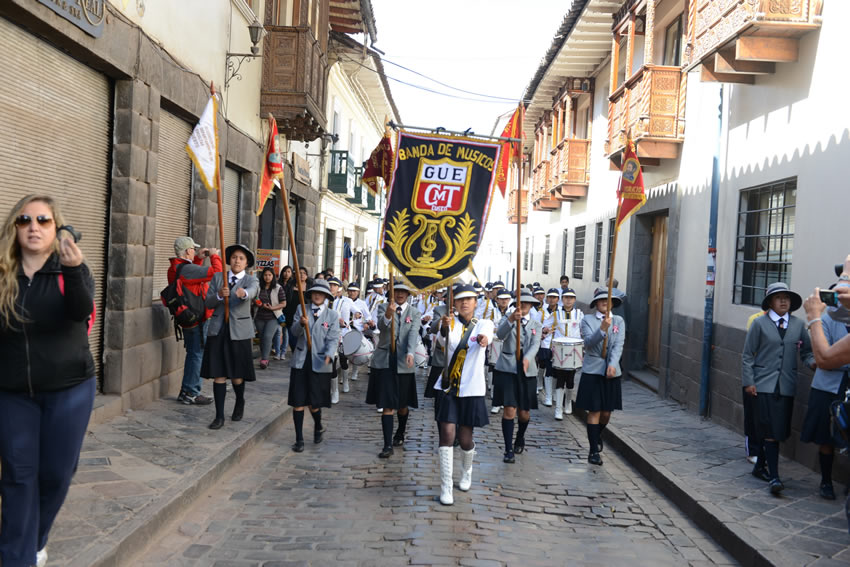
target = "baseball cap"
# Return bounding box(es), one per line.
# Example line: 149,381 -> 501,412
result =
173,236 -> 200,256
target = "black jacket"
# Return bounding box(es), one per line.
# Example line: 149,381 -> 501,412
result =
0,253 -> 95,393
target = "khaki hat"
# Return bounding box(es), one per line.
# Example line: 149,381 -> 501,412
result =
173,236 -> 200,256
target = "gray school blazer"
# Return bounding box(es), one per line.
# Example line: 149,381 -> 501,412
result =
290,304 -> 341,374
205,272 -> 260,340
494,315 -> 542,376
370,302 -> 422,373
742,314 -> 814,396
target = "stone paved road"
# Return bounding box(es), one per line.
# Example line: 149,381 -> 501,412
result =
139,374 -> 738,566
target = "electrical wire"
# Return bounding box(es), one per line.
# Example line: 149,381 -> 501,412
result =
379,57 -> 519,102
337,55 -> 519,105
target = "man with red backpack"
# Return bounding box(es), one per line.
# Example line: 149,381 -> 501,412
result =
168,236 -> 222,405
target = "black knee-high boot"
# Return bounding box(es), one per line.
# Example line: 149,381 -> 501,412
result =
502,418 -> 515,453
213,382 -> 226,420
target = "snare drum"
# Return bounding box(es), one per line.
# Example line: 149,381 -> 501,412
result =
414,339 -> 429,368
551,337 -> 584,370
342,330 -> 374,366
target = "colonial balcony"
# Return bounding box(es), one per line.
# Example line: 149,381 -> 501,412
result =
687,0 -> 822,83
346,166 -> 368,208
550,139 -> 590,201
607,65 -> 686,162
507,188 -> 528,225
260,26 -> 329,142
366,190 -> 380,217
328,150 -> 355,196
531,160 -> 559,212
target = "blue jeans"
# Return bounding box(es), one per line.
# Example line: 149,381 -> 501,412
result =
0,377 -> 96,567
181,320 -> 209,396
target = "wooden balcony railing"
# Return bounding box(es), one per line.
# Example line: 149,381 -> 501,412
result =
687,0 -> 822,81
261,26 -> 329,142
531,160 -> 558,211
507,188 -> 528,225
550,139 -> 590,201
607,65 -> 686,161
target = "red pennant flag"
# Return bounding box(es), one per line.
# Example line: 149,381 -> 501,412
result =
495,108 -> 521,197
362,135 -> 394,195
257,115 -> 283,216
615,138 -> 646,230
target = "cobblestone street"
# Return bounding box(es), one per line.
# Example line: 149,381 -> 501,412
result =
140,374 -> 737,566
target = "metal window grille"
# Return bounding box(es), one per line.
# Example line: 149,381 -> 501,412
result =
562,229 -> 569,277
530,236 -> 534,270
733,178 -> 796,306
607,218 -> 615,280
573,226 -> 586,280
523,237 -> 529,270
593,222 -> 603,282
543,235 -> 550,275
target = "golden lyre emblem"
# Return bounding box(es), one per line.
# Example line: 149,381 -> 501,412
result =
384,157 -> 477,280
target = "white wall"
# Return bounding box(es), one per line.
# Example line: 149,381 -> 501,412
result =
115,0 -> 266,141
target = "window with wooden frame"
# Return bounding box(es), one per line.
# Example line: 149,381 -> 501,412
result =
663,15 -> 683,66
573,226 -> 586,280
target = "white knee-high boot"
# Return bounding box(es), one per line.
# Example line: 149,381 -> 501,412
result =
565,387 -> 573,415
439,446 -> 454,505
349,365 -> 359,381
342,369 -> 350,393
330,372 -> 340,403
543,375 -> 553,406
459,445 -> 475,491
554,387 -> 565,420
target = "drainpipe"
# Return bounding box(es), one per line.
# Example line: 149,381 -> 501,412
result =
699,84 -> 724,417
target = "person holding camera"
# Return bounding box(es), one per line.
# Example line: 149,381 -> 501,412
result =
168,237 -> 222,405
0,195 -> 96,567
742,282 -> 815,495
254,267 -> 287,369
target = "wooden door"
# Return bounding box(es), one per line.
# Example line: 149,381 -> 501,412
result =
647,215 -> 668,369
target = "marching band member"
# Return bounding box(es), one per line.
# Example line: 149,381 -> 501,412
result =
433,284 -> 494,505
493,290 -> 542,463
489,287 -> 512,414
551,288 -> 583,419
366,282 -> 422,458
539,288 -> 562,407
345,282 -> 371,383
368,280 -> 388,321
328,278 -> 353,398
473,282 -> 486,318
425,293 -> 449,401
531,287 -> 546,395
576,288 -> 625,466
287,279 -> 340,452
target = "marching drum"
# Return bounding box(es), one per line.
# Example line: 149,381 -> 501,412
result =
342,330 -> 374,366
414,339 -> 429,368
551,337 -> 584,370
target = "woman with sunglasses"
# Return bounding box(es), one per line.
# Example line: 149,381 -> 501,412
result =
0,195 -> 96,567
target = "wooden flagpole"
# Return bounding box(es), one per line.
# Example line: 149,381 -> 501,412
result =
440,281 -> 454,390
280,174 -> 312,350
515,103 -> 523,367
211,82 -> 230,323
389,271 -> 396,354
602,181 -> 624,358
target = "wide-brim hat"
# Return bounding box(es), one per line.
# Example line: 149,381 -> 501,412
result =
225,244 -> 255,268
519,291 -> 540,305
590,289 -> 622,309
453,284 -> 478,300
306,279 -> 334,299
761,282 -> 802,312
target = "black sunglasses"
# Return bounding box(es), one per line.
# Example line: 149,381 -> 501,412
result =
15,215 -> 54,227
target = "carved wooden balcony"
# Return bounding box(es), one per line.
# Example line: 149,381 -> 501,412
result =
261,26 -> 329,142
531,160 -> 558,212
550,139 -> 590,201
507,188 -> 528,225
607,65 -> 686,162
687,0 -> 822,83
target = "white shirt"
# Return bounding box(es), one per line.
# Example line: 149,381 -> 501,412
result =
541,305 -> 562,348
553,307 -> 584,340
434,316 -> 494,397
218,270 -> 246,300
349,298 -> 371,331
768,309 -> 790,328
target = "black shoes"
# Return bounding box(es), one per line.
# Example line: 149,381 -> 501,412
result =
292,440 -> 305,452
314,426 -> 326,444
751,465 -> 771,482
588,452 -> 603,466
392,433 -> 405,447
503,451 -> 515,463
208,417 -> 225,430
820,482 -> 836,500
514,437 -> 525,454
231,401 -> 244,422
769,478 -> 785,495
378,446 -> 394,458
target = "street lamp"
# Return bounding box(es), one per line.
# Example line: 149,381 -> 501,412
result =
225,19 -> 265,90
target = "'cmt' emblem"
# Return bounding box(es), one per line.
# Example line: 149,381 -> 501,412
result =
412,158 -> 471,217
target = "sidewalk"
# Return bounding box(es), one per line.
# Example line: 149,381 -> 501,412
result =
49,357 -> 295,567
604,380 -> 850,567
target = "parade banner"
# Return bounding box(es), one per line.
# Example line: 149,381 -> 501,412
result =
380,131 -> 501,290
495,107 -> 521,197
257,114 -> 283,216
362,134 -> 394,195
615,138 -> 646,231
186,95 -> 220,192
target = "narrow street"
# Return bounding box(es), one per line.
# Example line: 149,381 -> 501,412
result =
140,376 -> 737,566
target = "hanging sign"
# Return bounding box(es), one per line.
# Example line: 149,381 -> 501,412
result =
380,131 -> 501,290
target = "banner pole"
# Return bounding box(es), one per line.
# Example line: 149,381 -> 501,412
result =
280,176 -> 312,350
210,82 -> 230,324
515,103 -> 523,366
389,271 -> 396,354
602,195 -> 623,359
441,282 -> 454,388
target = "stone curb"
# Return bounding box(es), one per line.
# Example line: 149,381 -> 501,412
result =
566,394 -> 811,567
69,399 -> 294,567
